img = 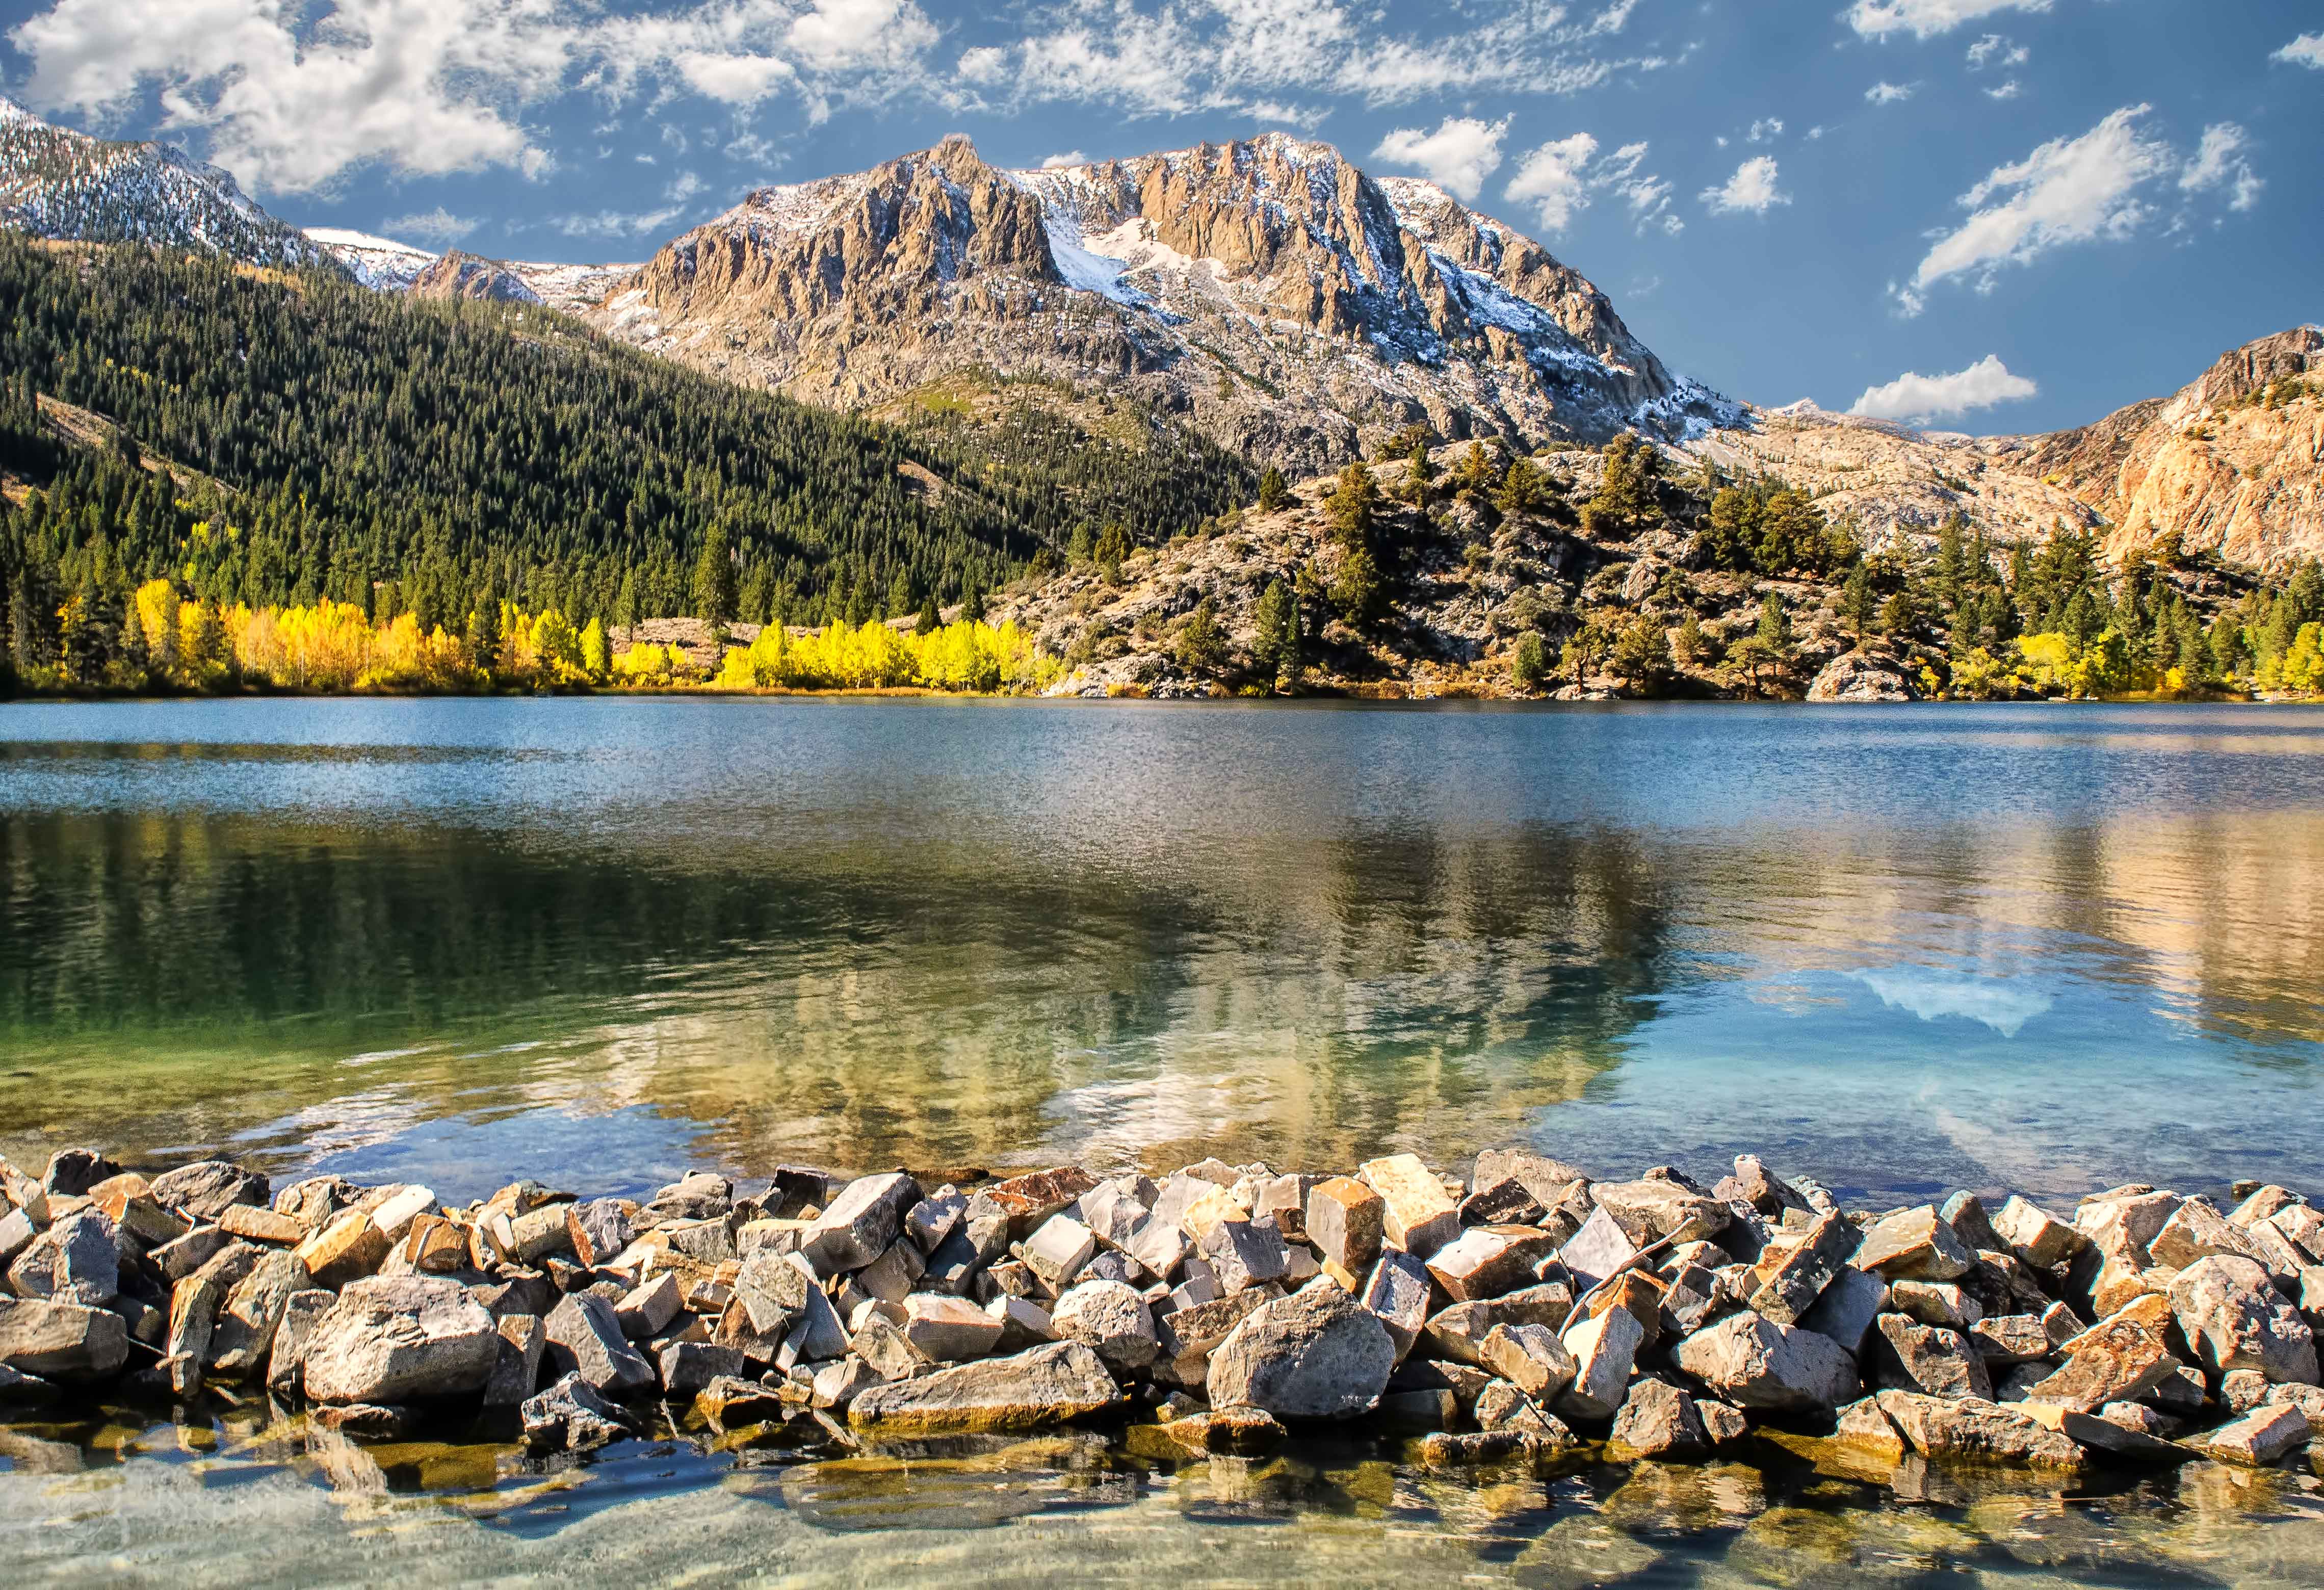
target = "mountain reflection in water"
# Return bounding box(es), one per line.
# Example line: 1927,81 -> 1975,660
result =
1,697 -> 2319,1206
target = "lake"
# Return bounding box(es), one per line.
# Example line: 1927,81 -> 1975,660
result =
4,696 -> 2323,1582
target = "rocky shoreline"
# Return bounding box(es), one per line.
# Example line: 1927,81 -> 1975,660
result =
4,1146 -> 2321,1484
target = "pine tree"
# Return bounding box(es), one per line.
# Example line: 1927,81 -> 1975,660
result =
1256,468 -> 1289,513
693,526 -> 737,630
1252,578 -> 1298,690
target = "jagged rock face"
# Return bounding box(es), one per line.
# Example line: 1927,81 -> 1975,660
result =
590,133 -> 1734,476
2021,327 -> 2324,572
0,98 -> 336,274
409,250 -> 540,305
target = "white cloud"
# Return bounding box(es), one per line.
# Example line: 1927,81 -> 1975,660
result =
1700,155 -> 1788,215
957,45 -> 1008,84
382,206 -> 478,245
1747,117 -> 1784,143
1984,80 -> 2023,100
1849,354 -> 2038,423
1845,0 -> 2052,41
1371,115 -> 1508,200
2182,122 -> 2262,212
1865,81 -> 1915,103
2273,33 -> 2324,69
6,0 -> 939,193
1041,150 -> 1088,168
552,169 -> 706,238
1904,105 -> 2174,309
1504,133 -> 1600,231
1965,33 -> 2028,70
1500,133 -> 1679,237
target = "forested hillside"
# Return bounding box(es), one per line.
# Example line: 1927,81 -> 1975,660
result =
0,240 -> 1249,686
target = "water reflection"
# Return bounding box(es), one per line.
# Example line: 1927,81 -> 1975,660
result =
0,700 -> 2320,1206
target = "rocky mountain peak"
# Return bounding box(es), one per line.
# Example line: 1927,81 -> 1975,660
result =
409,249 -> 539,304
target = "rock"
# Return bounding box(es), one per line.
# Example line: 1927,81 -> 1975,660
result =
695,1373 -> 787,1425
982,1167 -> 1101,1232
800,1172 -> 920,1275
301,1276 -> 499,1403
1155,1406 -> 1287,1454
149,1225 -> 232,1284
1890,1281 -> 1980,1330
484,1314 -> 547,1404
213,1205 -> 303,1246
1799,1264 -> 1889,1356
1940,1192 -> 2005,1255
1051,1280 -> 1158,1370
149,1160 -> 269,1222
1991,1195 -> 2088,1270
1970,1314 -> 2054,1366
1479,1322 -> 1579,1400
2220,1368 -> 2271,1412
565,1198 -> 636,1268
1153,1290 -> 1272,1386
1421,1282 -> 1574,1365
93,1186 -> 188,1248
1700,1399 -> 1749,1445
1475,1378 -> 1561,1436
1426,1224 -> 1556,1303
1608,1377 -> 1711,1460
849,1340 -> 1120,1435
1125,1213 -> 1191,1282
1585,1269 -> 1667,1350
856,1238 -> 927,1303
6,1210 -> 118,1306
208,1248 -> 307,1378
1591,1179 -> 1729,1248
1304,1178 -> 1385,1282
1418,1429 -> 1542,1467
1747,1211 -> 1856,1326
2197,1403 -> 2310,1466
986,1294 -> 1058,1354
1069,1181 -> 1142,1253
2023,1309 -> 2182,1413
814,1356 -> 882,1409
1873,1391 -> 2085,1467
295,1209 -> 391,1290
902,1292 -> 1007,1362
0,1364 -> 55,1405
523,1371 -> 639,1452
0,1206 -> 39,1272
1022,1215 -> 1099,1292
614,1272 -> 684,1341
1459,1175 -> 1546,1228
1853,1206 -> 1974,1282
733,1250 -> 814,1339
1672,1311 -> 1858,1413
1359,1250 -> 1434,1362
1198,1217 -> 1290,1295
0,1297 -> 129,1378
1356,1155 -> 1460,1260
777,1282 -> 849,1369
266,1287 -> 335,1393
2171,1255 -> 2318,1385
851,1313 -> 923,1380
1558,1205 -> 1641,1292
42,1148 -> 120,1198
1208,1281 -> 1396,1418
905,1188 -> 970,1256
2076,1187 -> 2180,1254
1557,1304 -> 1646,1421
1722,1155 -> 1809,1219
1832,1396 -> 1908,1460
1471,1149 -> 1590,1208
1807,651 -> 1914,702
1874,1314 -> 1992,1400
2269,1204 -> 2324,1263
657,1339 -> 743,1396
2150,1198 -> 2274,1274
310,1402 -> 418,1439
2016,1401 -> 2189,1463
543,1291 -> 655,1397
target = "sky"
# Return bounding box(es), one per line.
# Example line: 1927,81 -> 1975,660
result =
1,0 -> 2317,434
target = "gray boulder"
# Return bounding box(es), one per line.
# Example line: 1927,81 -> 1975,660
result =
523,1371 -> 639,1452
848,1340 -> 1120,1435
545,1292 -> 655,1396
150,1161 -> 270,1222
302,1276 -> 499,1403
0,1297 -> 128,1379
1672,1311 -> 1858,1413
1209,1281 -> 1396,1418
2170,1256 -> 2319,1385
1051,1280 -> 1159,1371
7,1210 -> 119,1307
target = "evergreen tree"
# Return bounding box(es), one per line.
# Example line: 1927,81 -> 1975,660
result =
1251,578 -> 1299,689
466,596 -> 502,677
1256,468 -> 1290,514
694,526 -> 737,629
915,596 -> 941,635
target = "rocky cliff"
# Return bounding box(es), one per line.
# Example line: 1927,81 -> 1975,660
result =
591,133 -> 1735,477
2020,327 -> 2324,571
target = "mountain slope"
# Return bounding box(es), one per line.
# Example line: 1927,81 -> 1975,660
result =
2020,326 -> 2324,570
0,99 -> 338,273
591,133 -> 1735,477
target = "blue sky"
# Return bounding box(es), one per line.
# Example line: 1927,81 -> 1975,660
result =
2,0 -> 2317,433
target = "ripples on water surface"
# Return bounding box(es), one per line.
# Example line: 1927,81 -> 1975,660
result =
2,696 -> 2321,1205
5,696 -> 2324,1582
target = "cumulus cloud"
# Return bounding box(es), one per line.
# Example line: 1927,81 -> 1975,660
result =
2273,33 -> 2324,69
1966,33 -> 2028,70
1700,155 -> 1787,214
1984,80 -> 2023,100
1845,0 -> 2052,41
1850,354 -> 2038,423
6,0 -> 938,193
1901,105 -> 2174,312
1371,115 -> 1507,200
1746,117 -> 1784,143
1502,133 -> 1679,236
1040,150 -> 1088,169
2181,122 -> 2262,212
1865,81 -> 1915,104
383,206 -> 478,245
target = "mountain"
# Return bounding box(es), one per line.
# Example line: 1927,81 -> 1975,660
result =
2020,327 -> 2323,570
0,98 -> 337,273
591,134 -> 1735,477
305,228 -> 634,316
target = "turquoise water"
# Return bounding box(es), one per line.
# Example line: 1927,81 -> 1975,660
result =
2,697 -> 2321,1204
6,696 -> 2324,1584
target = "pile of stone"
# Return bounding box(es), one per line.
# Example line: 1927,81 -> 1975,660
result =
4,1143 -> 2321,1478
